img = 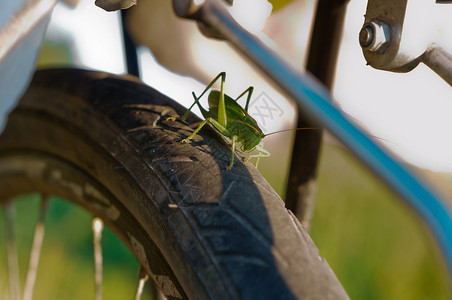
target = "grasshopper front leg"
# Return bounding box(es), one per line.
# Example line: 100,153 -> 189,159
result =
167,72 -> 227,122
181,119 -> 209,143
245,141 -> 270,168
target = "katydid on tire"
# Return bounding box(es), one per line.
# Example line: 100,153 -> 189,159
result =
169,72 -> 315,170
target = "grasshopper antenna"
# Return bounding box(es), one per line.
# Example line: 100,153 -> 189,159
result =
265,128 -> 393,145
264,127 -> 320,137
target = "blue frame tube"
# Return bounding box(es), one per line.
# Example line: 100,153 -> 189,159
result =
200,0 -> 452,272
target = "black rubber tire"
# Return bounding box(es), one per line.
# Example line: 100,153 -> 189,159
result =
0,69 -> 348,300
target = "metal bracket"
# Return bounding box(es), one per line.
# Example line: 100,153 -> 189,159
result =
360,0 -> 431,72
360,0 -> 452,85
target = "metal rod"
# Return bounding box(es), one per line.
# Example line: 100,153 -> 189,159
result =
134,267 -> 149,300
134,278 -> 147,300
423,45 -> 452,86
92,217 -> 104,300
23,196 -> 50,300
4,202 -> 21,300
285,0 -> 349,229
198,0 -> 452,272
121,9 -> 140,77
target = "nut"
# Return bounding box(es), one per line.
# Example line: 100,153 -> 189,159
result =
359,20 -> 390,52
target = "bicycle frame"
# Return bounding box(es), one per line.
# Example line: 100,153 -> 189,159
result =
171,0 -> 452,273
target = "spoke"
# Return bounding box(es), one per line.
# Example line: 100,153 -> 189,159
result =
4,201 -> 20,300
134,267 -> 149,300
23,196 -> 50,300
92,217 -> 104,300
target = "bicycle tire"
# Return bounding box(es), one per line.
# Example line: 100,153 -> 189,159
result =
0,68 -> 348,300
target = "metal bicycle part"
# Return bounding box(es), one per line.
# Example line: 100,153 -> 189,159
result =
360,0 -> 452,85
0,68 -> 349,299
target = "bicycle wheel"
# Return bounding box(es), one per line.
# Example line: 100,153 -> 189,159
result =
0,68 -> 348,299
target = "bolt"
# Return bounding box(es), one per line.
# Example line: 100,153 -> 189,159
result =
359,20 -> 390,52
359,25 -> 374,48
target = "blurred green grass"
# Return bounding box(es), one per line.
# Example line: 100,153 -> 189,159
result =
0,196 -> 148,299
312,144 -> 451,299
260,140 -> 452,299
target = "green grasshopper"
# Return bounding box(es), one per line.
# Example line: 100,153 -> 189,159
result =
169,72 -> 270,170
